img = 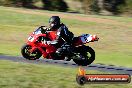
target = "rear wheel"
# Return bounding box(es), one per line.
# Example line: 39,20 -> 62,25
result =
21,44 -> 42,60
73,46 -> 95,66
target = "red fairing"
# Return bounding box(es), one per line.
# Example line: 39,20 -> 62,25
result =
47,31 -> 57,40
26,31 -> 57,59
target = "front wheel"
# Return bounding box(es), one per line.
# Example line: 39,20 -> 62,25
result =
21,44 -> 42,60
73,46 -> 95,66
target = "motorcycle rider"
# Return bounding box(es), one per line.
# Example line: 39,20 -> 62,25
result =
41,16 -> 74,60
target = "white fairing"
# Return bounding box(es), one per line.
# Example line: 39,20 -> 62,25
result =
80,34 -> 92,43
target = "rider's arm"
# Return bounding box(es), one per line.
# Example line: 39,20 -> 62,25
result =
56,25 -> 74,44
46,26 -> 65,45
47,25 -> 74,45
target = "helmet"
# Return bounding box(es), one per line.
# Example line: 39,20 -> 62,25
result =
49,16 -> 60,29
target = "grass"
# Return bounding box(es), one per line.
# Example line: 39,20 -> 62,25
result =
0,60 -> 131,88
96,51 -> 132,67
0,6 -> 132,68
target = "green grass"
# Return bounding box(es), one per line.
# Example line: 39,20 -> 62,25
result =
0,6 -> 132,67
95,51 -> 132,67
0,60 -> 131,88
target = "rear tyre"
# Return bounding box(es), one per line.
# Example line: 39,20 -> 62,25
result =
73,46 -> 95,66
21,44 -> 42,60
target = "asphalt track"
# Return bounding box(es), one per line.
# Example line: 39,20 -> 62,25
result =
0,55 -> 132,75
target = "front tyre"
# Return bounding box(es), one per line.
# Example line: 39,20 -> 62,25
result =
73,46 -> 95,66
21,44 -> 42,60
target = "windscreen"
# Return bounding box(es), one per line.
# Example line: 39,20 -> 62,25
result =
33,28 -> 42,35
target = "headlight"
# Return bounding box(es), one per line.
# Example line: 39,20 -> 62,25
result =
28,36 -> 34,42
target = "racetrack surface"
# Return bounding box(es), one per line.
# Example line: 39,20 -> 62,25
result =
0,55 -> 132,75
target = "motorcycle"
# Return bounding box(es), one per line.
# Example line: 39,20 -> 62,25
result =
21,26 -> 99,66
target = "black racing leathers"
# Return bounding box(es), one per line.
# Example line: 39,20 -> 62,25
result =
46,23 -> 74,48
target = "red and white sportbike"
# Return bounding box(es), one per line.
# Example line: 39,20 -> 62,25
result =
21,26 -> 99,66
